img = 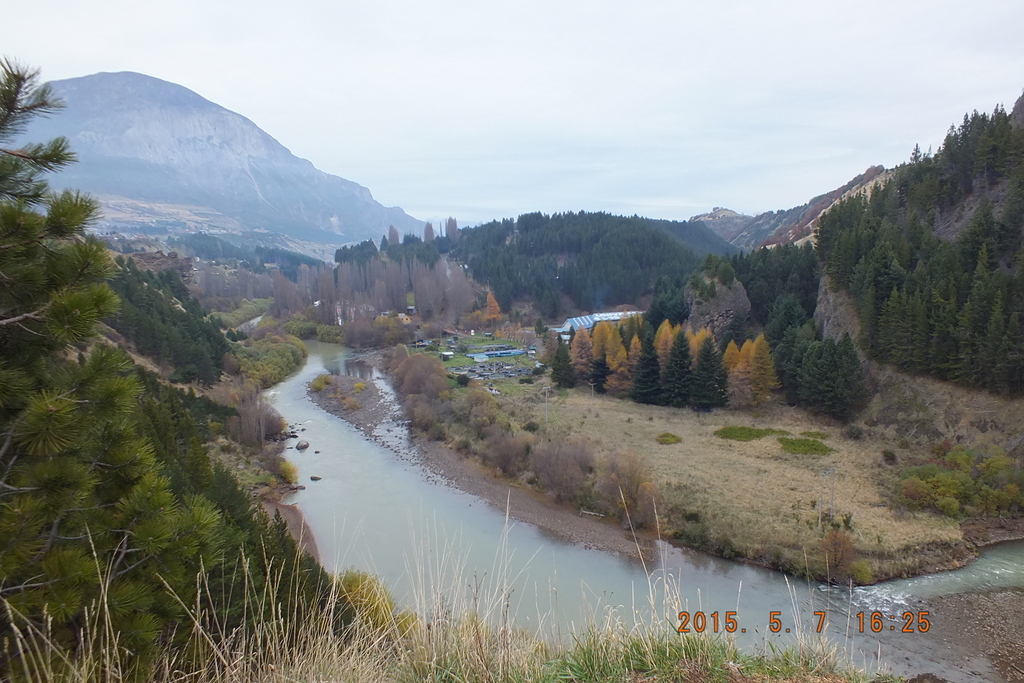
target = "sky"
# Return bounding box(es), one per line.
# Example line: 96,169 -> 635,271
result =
7,0 -> 1024,226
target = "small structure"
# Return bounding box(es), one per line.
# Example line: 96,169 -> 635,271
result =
440,351 -> 455,362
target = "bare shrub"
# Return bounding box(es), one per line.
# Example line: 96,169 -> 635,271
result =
465,388 -> 498,437
482,425 -> 530,476
392,354 -> 448,400
231,384 -> 286,447
405,393 -> 438,430
222,351 -> 241,375
530,439 -> 594,503
598,450 -> 660,529
820,529 -> 857,580
387,344 -> 410,374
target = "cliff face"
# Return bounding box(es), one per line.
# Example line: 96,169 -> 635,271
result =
682,276 -> 750,338
1011,91 -> 1024,129
22,71 -> 423,244
813,276 -> 864,355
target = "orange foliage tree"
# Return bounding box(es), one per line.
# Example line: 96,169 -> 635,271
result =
485,291 -> 502,324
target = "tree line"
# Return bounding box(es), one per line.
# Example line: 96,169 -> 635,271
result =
450,211 -> 720,316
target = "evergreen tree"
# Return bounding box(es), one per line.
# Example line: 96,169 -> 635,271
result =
0,61 -> 228,672
551,338 -> 576,388
690,336 -> 728,410
719,309 -> 748,350
630,329 -> 662,404
661,327 -> 693,407
590,356 -> 611,393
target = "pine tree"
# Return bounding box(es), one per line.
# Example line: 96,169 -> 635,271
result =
0,61 -> 232,672
590,356 -> 611,393
690,336 -> 728,410
630,330 -> 662,405
749,334 -> 780,406
551,338 -> 576,388
661,327 -> 693,407
832,334 -> 866,420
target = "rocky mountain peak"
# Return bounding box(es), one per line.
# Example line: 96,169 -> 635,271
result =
22,71 -> 422,244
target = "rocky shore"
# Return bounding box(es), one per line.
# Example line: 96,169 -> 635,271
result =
925,590 -> 1024,682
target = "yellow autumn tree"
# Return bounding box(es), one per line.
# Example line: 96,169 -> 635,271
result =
485,292 -> 502,323
749,334 -> 780,406
687,327 -> 714,363
570,326 -> 593,380
654,319 -> 678,373
727,339 -> 753,408
591,321 -> 615,363
626,333 -> 642,379
738,339 -> 755,368
604,329 -> 631,396
723,339 -> 742,372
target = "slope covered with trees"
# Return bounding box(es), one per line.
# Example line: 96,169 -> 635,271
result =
451,211 -> 734,316
106,257 -> 230,384
0,61 -> 333,678
816,99 -> 1024,396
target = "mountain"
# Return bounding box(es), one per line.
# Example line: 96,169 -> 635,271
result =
694,166 -> 887,250
21,71 -> 423,244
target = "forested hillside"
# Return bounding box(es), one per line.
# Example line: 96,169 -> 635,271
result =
106,257 -> 230,384
452,211 -> 733,316
170,232 -> 323,280
816,97 -> 1024,396
0,62 -> 332,678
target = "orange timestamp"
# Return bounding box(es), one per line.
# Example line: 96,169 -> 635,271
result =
676,610 -> 931,634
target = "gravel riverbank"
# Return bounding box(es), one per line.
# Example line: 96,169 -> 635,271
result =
305,361 -> 659,561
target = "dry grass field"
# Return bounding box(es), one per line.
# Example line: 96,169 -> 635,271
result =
497,383 -> 964,581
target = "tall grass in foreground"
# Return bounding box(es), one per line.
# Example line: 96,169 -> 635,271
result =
2,530 -> 884,683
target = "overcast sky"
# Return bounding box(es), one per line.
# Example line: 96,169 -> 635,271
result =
8,0 -> 1024,226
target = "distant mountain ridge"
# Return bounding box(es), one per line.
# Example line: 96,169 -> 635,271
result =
21,71 -> 423,244
693,166 -> 888,250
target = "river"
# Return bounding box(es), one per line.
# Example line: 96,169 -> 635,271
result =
267,341 -> 1024,682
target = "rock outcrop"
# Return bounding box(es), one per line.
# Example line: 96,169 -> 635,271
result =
813,276 -> 862,352
1011,90 -> 1024,129
682,276 -> 750,339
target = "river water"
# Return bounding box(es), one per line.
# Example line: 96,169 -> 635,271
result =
268,342 -> 1024,681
